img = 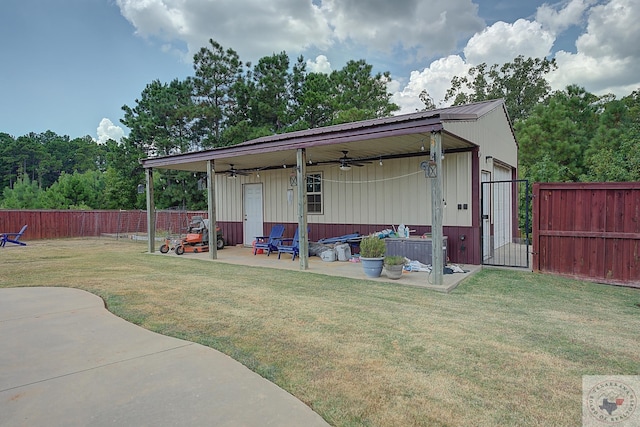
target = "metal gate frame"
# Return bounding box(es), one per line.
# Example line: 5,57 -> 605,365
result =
481,179 -> 530,268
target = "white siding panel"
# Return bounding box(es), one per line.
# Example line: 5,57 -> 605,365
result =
442,152 -> 472,227
264,169 -> 296,223
214,153 -> 473,227
444,108 -> 517,168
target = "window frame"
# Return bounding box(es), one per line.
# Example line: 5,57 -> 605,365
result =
306,172 -> 323,215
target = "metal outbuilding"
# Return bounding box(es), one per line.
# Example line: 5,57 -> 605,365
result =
139,99 -> 519,285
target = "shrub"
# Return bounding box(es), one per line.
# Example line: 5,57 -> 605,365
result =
359,235 -> 386,258
384,255 -> 406,266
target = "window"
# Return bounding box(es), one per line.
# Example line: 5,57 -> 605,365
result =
306,173 -> 323,214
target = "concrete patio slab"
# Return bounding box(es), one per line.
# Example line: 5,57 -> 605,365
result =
157,244 -> 481,293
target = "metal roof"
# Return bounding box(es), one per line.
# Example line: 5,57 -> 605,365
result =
140,99 -> 508,173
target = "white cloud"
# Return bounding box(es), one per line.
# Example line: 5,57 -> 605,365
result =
575,0 -> 640,59
549,51 -> 640,95
548,0 -> 640,96
319,0 -> 484,62
116,0 -> 485,66
535,0 -> 593,35
96,118 -> 125,144
391,55 -> 470,114
307,55 -> 332,74
464,19 -> 554,65
117,0 -> 334,63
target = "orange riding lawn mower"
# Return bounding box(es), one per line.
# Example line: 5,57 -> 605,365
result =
160,216 -> 225,255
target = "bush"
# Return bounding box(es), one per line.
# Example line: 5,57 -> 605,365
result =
359,235 -> 386,258
384,255 -> 406,266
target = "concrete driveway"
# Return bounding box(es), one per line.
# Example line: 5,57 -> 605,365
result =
0,287 -> 329,427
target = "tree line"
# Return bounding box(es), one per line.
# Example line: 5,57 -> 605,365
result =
1,39 -> 638,210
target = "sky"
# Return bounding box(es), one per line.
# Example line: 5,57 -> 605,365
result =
1,0 -> 639,143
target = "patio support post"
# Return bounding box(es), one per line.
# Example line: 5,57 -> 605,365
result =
207,159 -> 217,260
145,167 -> 155,254
431,132 -> 444,285
297,148 -> 309,270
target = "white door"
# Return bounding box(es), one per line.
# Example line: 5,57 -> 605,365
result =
243,183 -> 263,246
481,171 -> 491,260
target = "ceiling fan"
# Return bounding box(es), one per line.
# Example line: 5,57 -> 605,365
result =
337,151 -> 369,170
224,164 -> 250,178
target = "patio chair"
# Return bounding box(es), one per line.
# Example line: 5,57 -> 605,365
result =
277,226 -> 309,261
254,224 -> 285,256
1,224 -> 28,247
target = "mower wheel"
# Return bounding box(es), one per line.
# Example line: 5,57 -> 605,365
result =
193,248 -> 199,253
175,245 -> 185,255
217,238 -> 224,250
159,244 -> 169,254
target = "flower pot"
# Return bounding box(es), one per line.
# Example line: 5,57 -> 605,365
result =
361,257 -> 384,278
385,264 -> 404,279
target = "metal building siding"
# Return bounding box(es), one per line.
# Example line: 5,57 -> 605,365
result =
218,153 -> 473,228
533,182 -> 640,287
443,152 -> 472,227
443,107 -> 517,167
214,173 -> 243,222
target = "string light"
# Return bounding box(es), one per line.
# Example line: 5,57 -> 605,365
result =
321,170 -> 423,184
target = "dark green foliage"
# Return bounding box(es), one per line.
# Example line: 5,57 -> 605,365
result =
101,138 -> 146,210
192,39 -> 246,148
445,55 -> 557,122
120,78 -> 198,156
329,59 -> 399,123
516,85 -> 640,184
516,85 -> 598,182
1,174 -> 44,209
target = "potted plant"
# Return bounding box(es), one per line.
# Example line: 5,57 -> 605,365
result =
384,255 -> 406,279
359,235 -> 386,278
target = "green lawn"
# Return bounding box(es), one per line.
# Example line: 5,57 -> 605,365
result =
1,238 -> 638,426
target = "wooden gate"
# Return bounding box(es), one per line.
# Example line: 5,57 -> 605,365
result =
532,182 -> 640,287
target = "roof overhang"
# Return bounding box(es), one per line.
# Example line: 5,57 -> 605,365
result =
140,116 -> 477,173
139,99 -> 517,173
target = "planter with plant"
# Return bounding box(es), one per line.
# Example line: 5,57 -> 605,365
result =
384,255 -> 406,279
359,235 -> 386,278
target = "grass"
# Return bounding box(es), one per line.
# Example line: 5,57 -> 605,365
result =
1,238 -> 639,426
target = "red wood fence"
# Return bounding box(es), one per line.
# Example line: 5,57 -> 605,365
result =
533,182 -> 640,287
0,210 -> 207,241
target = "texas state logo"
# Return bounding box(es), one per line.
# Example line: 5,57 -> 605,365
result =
583,376 -> 638,426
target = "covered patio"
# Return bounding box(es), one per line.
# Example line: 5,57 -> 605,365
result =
154,244 -> 481,293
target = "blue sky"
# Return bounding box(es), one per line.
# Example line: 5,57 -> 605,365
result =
1,0 -> 638,142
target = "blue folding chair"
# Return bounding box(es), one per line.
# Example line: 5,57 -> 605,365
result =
1,225 -> 28,247
254,224 -> 285,256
